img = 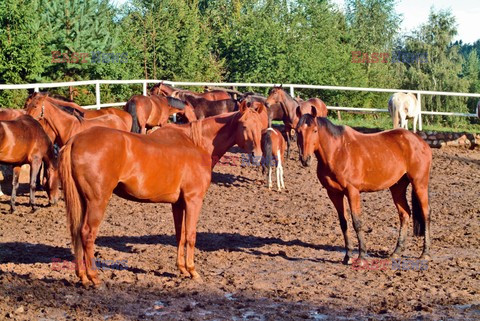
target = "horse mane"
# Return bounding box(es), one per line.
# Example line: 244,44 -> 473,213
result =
189,120 -> 205,149
297,114 -> 345,137
51,102 -> 85,121
167,97 -> 186,110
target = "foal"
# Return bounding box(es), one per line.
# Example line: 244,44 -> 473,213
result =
261,119 -> 286,191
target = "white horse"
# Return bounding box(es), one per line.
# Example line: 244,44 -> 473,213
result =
388,92 -> 422,133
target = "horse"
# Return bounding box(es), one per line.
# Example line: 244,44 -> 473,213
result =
261,119 -> 286,191
295,97 -> 328,119
388,93 -> 422,133
59,105 -> 265,287
295,108 -> 432,266
25,92 -> 133,131
151,82 -> 232,101
0,115 -> 60,212
25,94 -> 129,146
173,94 -> 238,120
124,94 -> 197,134
0,109 -> 27,195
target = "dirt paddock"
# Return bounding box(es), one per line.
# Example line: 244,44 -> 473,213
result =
0,146 -> 479,320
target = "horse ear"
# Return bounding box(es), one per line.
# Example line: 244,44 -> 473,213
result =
296,106 -> 302,119
246,101 -> 252,108
280,84 -> 283,88
239,100 -> 247,113
311,105 -> 318,118
257,102 -> 266,114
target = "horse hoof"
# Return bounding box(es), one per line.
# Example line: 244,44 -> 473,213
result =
190,272 -> 202,282
343,256 -> 354,265
93,281 -> 105,290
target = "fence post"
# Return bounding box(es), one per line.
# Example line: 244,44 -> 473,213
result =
95,81 -> 101,110
34,87 -> 39,93
143,81 -> 147,96
290,86 -> 295,98
417,92 -> 422,131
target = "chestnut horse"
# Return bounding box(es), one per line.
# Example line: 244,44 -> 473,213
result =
25,92 -> 133,131
295,97 -> 328,119
25,95 -> 129,146
0,109 -> 26,196
59,105 -> 265,287
151,82 -> 231,101
0,115 -> 60,212
173,94 -> 238,120
125,94 -> 197,134
296,110 -> 432,265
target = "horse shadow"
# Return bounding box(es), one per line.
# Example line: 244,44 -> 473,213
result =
0,242 -> 71,264
211,171 -> 256,186
96,232 -> 344,264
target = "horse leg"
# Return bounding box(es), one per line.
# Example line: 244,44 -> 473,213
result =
268,164 -> 273,190
10,166 -> 21,213
184,195 -> 204,280
29,156 -> 42,212
410,179 -> 431,260
277,150 -> 285,189
389,176 -> 411,257
285,131 -> 291,159
327,190 -> 354,264
172,200 -> 190,277
81,201 -> 108,287
346,187 -> 367,262
413,115 -> 417,133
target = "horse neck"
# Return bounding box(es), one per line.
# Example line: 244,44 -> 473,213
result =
197,113 -> 239,167
279,91 -> 298,121
314,126 -> 343,167
42,103 -> 77,145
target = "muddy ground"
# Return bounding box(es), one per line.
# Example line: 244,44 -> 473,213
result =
0,146 -> 479,320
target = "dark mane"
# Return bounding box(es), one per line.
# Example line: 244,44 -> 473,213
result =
167,97 -> 186,109
52,102 -> 85,121
297,114 -> 345,137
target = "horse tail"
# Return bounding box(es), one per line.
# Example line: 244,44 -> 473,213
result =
390,95 -> 400,129
411,188 -> 426,237
262,129 -> 273,173
59,142 -> 84,256
125,99 -> 140,133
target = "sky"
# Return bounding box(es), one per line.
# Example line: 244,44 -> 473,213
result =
332,0 -> 480,44
111,0 -> 480,44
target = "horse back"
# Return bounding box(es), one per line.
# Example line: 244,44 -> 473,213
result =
68,126 -> 211,202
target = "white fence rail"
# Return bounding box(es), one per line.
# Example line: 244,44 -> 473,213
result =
1,80 -> 479,122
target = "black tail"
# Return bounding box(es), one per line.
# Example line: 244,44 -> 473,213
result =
412,188 -> 426,236
262,130 -> 273,174
125,100 -> 140,133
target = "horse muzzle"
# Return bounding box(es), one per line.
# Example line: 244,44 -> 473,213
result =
300,155 -> 313,167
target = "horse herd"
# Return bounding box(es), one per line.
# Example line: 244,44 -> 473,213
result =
0,83 -> 433,287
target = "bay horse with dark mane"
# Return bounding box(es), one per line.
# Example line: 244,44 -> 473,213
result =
295,108 -> 432,265
173,94 -> 238,120
0,115 -> 60,212
125,94 -> 197,134
25,92 -> 133,131
25,95 -> 129,146
59,105 -> 265,287
151,82 -> 231,101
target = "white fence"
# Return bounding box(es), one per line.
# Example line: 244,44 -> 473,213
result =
1,80 -> 479,125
